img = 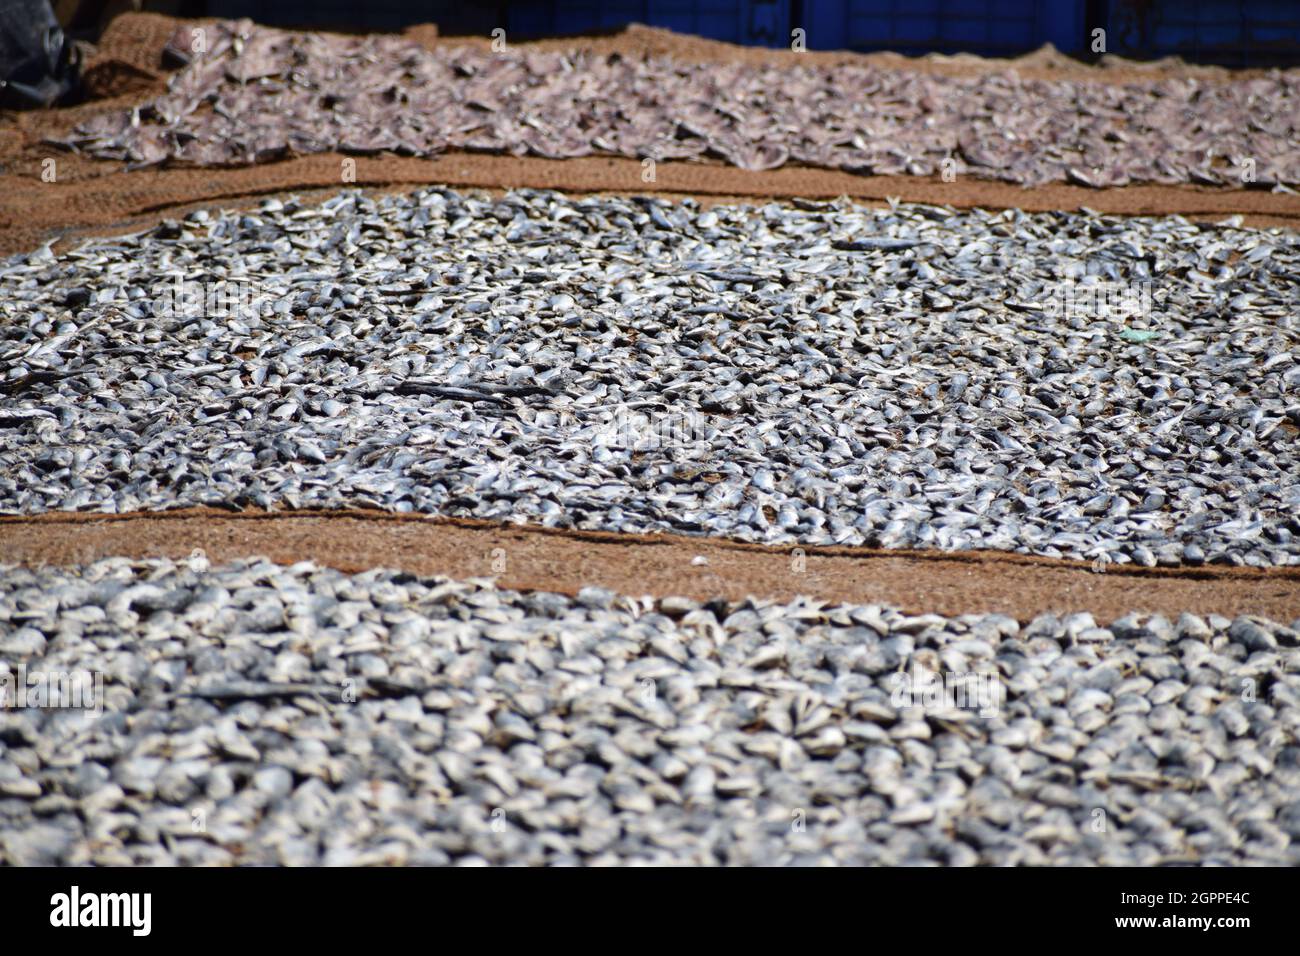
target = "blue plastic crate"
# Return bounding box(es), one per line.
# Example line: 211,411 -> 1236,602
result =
199,0 -> 1300,64
1107,0 -> 1300,64
807,0 -> 1077,54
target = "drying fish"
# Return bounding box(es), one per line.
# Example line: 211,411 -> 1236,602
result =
49,18 -> 1300,188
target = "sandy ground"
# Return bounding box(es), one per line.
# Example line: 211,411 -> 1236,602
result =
2,510 -> 1297,623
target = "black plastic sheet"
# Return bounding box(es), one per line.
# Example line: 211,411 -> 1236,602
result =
0,0 -> 78,108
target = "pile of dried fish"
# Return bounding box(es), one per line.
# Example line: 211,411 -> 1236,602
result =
2,187 -> 1299,566
54,18 -> 1300,187
3,557 -> 1298,865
